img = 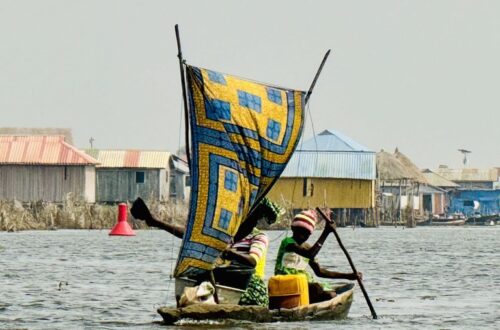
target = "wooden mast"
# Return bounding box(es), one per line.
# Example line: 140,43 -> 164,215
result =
305,50 -> 331,105
175,24 -> 221,303
175,24 -> 191,168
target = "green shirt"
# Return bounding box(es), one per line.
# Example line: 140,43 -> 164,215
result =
274,237 -> 314,283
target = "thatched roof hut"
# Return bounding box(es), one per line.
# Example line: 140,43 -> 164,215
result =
376,150 -> 413,181
394,148 -> 428,184
421,169 -> 459,188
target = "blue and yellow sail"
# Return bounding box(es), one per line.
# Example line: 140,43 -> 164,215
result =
174,66 -> 305,278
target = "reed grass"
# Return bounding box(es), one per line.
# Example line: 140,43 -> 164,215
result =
0,194 -> 189,232
0,193 -> 299,232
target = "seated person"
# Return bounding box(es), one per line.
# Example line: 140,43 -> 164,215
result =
274,209 -> 362,303
131,197 -> 283,307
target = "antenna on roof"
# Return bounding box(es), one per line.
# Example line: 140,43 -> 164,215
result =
89,137 -> 95,149
458,149 -> 471,166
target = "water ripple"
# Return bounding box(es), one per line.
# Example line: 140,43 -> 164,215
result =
0,227 -> 499,329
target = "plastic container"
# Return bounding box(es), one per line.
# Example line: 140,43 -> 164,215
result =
213,264 -> 255,290
268,274 -> 309,309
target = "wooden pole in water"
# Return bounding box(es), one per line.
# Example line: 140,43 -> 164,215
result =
315,207 -> 378,319
175,24 -> 191,168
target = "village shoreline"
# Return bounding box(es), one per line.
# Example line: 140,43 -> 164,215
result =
1,133 -> 498,232
2,197 -> 492,232
0,197 -> 306,232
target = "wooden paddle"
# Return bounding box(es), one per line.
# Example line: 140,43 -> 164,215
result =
315,207 -> 378,319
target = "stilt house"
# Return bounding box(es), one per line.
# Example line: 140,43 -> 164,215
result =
85,149 -> 191,203
267,129 -> 376,225
0,135 -> 97,202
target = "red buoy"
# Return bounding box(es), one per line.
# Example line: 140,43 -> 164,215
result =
109,203 -> 136,236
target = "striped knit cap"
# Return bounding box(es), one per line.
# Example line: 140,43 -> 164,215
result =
291,209 -> 317,234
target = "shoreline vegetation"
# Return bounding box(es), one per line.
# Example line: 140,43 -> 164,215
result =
1,195 -> 439,232
0,195 -> 297,232
0,195 -> 185,232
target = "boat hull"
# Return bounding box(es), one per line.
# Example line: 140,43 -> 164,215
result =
158,288 -> 354,324
417,219 -> 466,226
465,215 -> 498,226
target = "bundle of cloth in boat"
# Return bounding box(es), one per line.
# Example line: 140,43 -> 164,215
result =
179,281 -> 216,307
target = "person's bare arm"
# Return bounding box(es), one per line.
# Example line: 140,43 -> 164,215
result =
309,259 -> 362,280
151,221 -> 184,239
130,198 -> 184,239
287,224 -> 334,259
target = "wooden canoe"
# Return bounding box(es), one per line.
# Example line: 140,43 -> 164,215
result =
157,286 -> 354,325
417,218 -> 466,226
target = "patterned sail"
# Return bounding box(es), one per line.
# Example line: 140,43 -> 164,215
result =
174,66 -> 305,278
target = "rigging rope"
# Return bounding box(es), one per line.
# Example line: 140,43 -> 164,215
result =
177,101 -> 184,155
306,99 -> 320,176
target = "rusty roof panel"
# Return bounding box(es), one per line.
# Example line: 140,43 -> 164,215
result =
138,151 -> 170,168
98,150 -> 125,167
84,149 -> 170,168
0,136 -> 98,165
124,150 -> 140,167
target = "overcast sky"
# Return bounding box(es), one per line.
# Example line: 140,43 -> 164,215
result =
1,0 -> 499,169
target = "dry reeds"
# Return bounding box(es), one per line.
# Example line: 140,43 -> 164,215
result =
0,194 -> 189,232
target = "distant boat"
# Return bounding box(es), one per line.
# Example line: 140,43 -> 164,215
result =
417,214 -> 466,226
465,214 -> 498,226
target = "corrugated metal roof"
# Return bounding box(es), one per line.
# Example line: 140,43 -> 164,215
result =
422,169 -> 460,188
299,129 -> 372,152
84,149 -> 170,168
282,151 -> 376,180
436,167 -> 498,182
0,135 -> 97,165
0,127 -> 73,144
419,184 -> 446,194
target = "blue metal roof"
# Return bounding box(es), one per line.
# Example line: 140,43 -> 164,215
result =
282,151 -> 376,180
281,129 -> 376,179
298,129 -> 372,152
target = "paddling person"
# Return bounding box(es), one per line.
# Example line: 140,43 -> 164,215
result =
131,197 -> 283,307
274,209 -> 362,303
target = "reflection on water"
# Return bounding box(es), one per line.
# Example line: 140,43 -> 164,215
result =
0,227 -> 499,329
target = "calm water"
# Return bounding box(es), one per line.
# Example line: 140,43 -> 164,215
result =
0,227 -> 499,329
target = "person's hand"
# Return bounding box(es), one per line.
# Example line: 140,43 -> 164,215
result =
349,271 -> 363,281
324,220 -> 336,233
221,248 -> 235,261
130,198 -> 154,226
324,208 -> 333,220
